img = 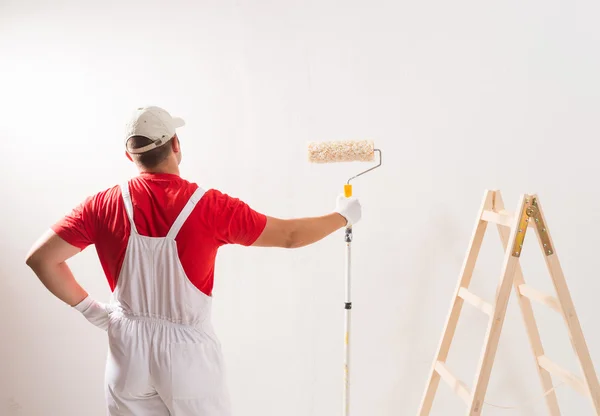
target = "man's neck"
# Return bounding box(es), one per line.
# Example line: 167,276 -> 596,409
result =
139,165 -> 180,176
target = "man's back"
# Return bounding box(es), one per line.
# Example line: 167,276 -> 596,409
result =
51,172 -> 267,295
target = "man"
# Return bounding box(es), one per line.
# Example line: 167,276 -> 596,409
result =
25,106 -> 362,416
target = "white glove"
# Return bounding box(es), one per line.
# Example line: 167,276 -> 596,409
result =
335,194 -> 362,226
73,296 -> 112,331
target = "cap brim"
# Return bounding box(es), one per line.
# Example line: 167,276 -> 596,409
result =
172,117 -> 185,128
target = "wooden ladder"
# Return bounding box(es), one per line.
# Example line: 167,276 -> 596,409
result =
417,190 -> 600,415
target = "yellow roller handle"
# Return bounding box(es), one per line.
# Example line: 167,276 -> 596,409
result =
344,184 -> 353,198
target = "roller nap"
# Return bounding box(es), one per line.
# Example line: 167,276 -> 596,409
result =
307,140 -> 375,163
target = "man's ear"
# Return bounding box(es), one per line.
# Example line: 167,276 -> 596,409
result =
172,135 -> 181,153
125,151 -> 133,162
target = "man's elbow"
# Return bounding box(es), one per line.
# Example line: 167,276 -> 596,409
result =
284,240 -> 303,249
283,237 -> 296,249
25,250 -> 44,270
255,218 -> 304,249
284,229 -> 305,249
25,253 -> 38,269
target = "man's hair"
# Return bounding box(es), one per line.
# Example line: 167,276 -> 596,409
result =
126,135 -> 173,169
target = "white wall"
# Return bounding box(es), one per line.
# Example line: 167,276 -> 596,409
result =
2,0 -> 600,415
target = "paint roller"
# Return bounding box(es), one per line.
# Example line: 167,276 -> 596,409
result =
307,139 -> 382,416
307,139 -> 382,197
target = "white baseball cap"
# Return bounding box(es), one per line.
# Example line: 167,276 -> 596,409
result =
125,106 -> 185,154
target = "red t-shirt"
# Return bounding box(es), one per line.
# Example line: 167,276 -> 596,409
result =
51,172 -> 267,296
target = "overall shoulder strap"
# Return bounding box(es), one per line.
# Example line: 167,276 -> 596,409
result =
166,187 -> 206,239
120,182 -> 138,234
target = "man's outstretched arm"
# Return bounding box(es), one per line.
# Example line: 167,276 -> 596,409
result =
252,214 -> 345,248
252,195 -> 361,249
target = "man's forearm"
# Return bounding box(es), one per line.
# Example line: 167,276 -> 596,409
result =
251,195 -> 361,248
288,213 -> 347,248
27,260 -> 88,306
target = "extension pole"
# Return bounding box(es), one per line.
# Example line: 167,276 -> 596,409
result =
343,183 -> 354,416
343,224 -> 352,416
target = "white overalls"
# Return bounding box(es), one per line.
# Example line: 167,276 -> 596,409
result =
104,182 -> 232,416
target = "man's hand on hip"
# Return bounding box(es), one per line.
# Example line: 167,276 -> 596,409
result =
73,296 -> 112,331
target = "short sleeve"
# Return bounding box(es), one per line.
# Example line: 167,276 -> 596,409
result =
207,190 -> 267,246
50,195 -> 98,250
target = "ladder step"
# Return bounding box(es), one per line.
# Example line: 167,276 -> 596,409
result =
518,284 -> 562,314
481,210 -> 536,228
537,355 -> 589,396
458,288 -> 493,316
481,210 -> 514,227
434,361 -> 472,405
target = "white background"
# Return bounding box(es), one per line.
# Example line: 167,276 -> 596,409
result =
1,0 -> 600,415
